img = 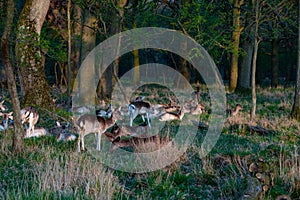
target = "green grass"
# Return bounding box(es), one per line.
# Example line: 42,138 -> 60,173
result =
0,86 -> 299,199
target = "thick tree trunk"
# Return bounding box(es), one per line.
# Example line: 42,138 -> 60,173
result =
230,0 -> 243,91
1,0 -> 25,153
15,0 -> 54,110
271,38 -> 279,87
79,10 -> 96,103
291,0 -> 300,121
238,40 -> 253,89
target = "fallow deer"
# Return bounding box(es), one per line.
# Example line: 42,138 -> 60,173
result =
158,107 -> 185,121
226,104 -> 243,116
111,135 -> 172,152
20,107 -> 39,138
24,128 -> 48,138
0,100 -> 6,111
73,108 -> 122,152
128,100 -> 151,127
0,111 -> 13,132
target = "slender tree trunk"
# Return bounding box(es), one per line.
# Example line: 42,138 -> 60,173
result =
15,0 -> 54,110
67,0 -> 71,98
238,40 -> 253,89
98,0 -> 127,100
230,0 -> 243,91
271,38 -> 279,87
1,0 -> 24,153
133,21 -> 140,85
251,0 -> 260,121
291,0 -> 300,121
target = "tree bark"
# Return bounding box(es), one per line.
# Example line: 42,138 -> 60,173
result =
271,38 -> 279,87
98,0 -> 127,100
251,0 -> 260,121
67,0 -> 71,98
133,21 -> 140,85
291,0 -> 300,122
238,40 -> 253,89
230,0 -> 243,91
15,0 -> 54,110
1,0 -> 25,153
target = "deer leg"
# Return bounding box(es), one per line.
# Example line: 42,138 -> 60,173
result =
130,112 -> 134,127
146,113 -> 151,127
96,132 -> 101,151
82,135 -> 85,151
77,135 -> 81,152
141,115 -> 145,122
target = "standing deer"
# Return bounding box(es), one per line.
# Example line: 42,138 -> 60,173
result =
73,107 -> 122,152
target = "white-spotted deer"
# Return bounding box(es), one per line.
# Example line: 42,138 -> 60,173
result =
128,100 -> 151,127
73,107 -> 122,152
0,111 -> 13,132
20,107 -> 39,137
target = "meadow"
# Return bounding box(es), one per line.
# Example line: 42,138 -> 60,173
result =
0,85 -> 299,199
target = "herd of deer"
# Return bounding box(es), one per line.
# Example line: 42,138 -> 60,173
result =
0,87 -> 243,153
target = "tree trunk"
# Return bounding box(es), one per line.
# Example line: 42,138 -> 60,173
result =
291,0 -> 300,121
98,0 -> 127,100
238,39 -> 253,89
251,0 -> 260,121
15,0 -> 54,110
230,0 -> 243,91
271,38 -> 279,87
133,21 -> 140,85
1,0 -> 25,153
67,0 -> 71,98
79,10 -> 96,103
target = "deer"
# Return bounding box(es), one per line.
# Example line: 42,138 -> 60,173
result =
56,132 -> 76,142
158,107 -> 185,121
24,128 -> 48,138
73,106 -> 122,152
0,111 -> 13,132
111,124 -> 151,140
20,107 -> 39,138
110,134 -> 172,152
226,104 -> 243,116
50,121 -> 77,142
0,100 -> 6,111
128,99 -> 151,127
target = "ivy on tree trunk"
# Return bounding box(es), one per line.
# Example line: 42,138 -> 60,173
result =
15,0 -> 54,110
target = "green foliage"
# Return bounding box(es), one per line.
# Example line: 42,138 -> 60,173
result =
41,27 -> 67,63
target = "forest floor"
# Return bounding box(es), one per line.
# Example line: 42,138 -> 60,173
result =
0,85 -> 299,199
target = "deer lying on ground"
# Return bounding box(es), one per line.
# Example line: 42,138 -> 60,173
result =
110,134 -> 172,152
50,121 -> 76,142
24,128 -> 48,138
158,106 -> 185,121
226,104 -> 243,116
73,105 -> 122,152
20,107 -> 39,137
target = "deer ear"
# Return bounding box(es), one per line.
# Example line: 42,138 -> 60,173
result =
0,100 -> 4,104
